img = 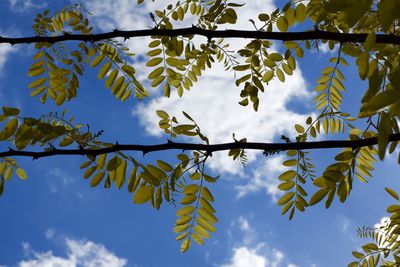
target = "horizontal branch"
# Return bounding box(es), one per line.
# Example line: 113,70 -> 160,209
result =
1,27 -> 400,45
2,133 -> 400,160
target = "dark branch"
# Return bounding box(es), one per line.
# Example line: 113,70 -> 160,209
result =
0,28 -> 399,45
2,134 -> 400,159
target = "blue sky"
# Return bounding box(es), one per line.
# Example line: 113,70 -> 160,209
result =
0,1 -> 398,266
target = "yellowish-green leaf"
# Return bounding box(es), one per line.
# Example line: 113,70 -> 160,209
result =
98,62 -> 112,79
90,171 -> 105,187
277,192 -> 295,205
279,170 -> 296,181
309,188 -> 329,205
0,118 -> 18,140
277,16 -> 288,32
133,185 -> 153,204
201,187 -> 214,202
283,159 -> 297,167
29,77 -> 47,89
385,187 -> 400,200
180,238 -> 191,253
181,194 -> 197,205
104,69 -> 118,88
16,168 -> 28,180
294,3 -> 306,22
176,205 -> 195,216
183,184 -> 199,195
90,53 -> 105,67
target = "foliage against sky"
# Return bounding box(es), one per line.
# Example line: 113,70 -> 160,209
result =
1,0 -> 400,266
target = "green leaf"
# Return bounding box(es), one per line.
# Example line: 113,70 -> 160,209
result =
283,159 -> 297,167
181,194 -> 197,205
180,238 -> 191,253
16,168 -> 28,180
276,68 -> 285,82
98,62 -> 112,79
201,187 -> 214,202
278,181 -> 295,191
309,188 -> 329,206
295,124 -> 305,133
156,160 -> 173,172
279,170 -> 296,181
29,77 -> 47,89
385,187 -> 400,200
105,69 -> 118,88
356,52 -> 369,80
194,225 -> 210,238
378,0 -> 398,32
133,185 -> 153,204
196,217 -> 216,232
146,57 -> 163,67
0,118 -> 18,140
277,192 -> 295,205
176,205 -> 195,216
90,53 -> 105,67
294,3 -> 306,22
183,184 -> 199,195
2,107 -> 20,116
198,207 -> 218,223
277,16 -> 288,32
90,172 -> 105,187
156,110 -> 169,119
106,156 -> 122,171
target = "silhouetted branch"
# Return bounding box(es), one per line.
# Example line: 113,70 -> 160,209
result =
3,133 -> 400,159
0,27 -> 399,45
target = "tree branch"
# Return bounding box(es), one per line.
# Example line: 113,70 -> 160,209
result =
3,133 -> 400,159
1,27 -> 399,45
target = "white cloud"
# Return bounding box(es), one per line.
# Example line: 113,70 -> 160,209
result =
134,64 -> 310,174
238,216 -> 251,232
47,168 -> 74,194
86,0 -> 276,53
7,0 -> 47,12
372,217 -> 399,250
0,44 -> 15,75
235,155 -> 286,200
341,216 -> 350,233
228,215 -> 256,245
222,216 -> 300,267
16,238 -> 127,267
220,244 -> 285,267
87,0 -> 313,190
45,228 -> 55,240
374,217 -> 390,229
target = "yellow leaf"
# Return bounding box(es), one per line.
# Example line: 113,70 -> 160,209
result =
356,52 -> 369,80
29,77 -> 47,89
105,69 -> 118,88
0,118 -> 18,140
90,53 -> 105,67
98,62 -> 112,79
180,238 -> 191,253
16,168 -> 28,180
294,3 -> 306,22
176,205 -> 195,216
276,16 -> 288,32
133,185 -> 153,204
90,172 -> 105,187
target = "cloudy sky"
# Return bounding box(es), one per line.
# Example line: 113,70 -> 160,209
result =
0,1 -> 398,266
